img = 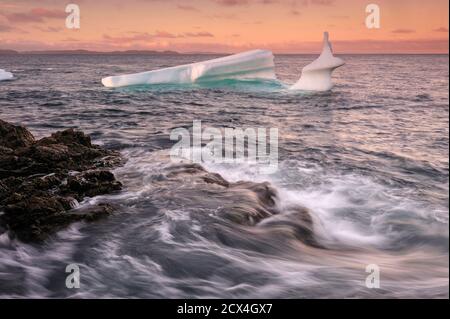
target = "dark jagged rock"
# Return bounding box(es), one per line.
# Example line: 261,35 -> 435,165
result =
0,119 -> 35,149
63,170 -> 123,200
0,120 -> 123,242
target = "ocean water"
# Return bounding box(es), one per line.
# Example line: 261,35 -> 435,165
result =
0,54 -> 448,298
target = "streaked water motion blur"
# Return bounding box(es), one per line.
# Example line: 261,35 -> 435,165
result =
0,54 -> 448,298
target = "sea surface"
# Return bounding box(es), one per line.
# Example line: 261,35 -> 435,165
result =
0,54 -> 448,298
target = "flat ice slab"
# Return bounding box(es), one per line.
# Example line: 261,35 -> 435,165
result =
0,69 -> 13,81
101,49 -> 276,88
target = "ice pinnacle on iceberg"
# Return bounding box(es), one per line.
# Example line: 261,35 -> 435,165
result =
290,32 -> 344,91
0,69 -> 14,81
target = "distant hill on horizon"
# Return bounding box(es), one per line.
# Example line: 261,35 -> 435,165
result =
0,50 -> 19,55
0,49 -> 235,55
0,49 -> 186,55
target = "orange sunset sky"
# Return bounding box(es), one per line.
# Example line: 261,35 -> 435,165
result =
0,0 -> 448,53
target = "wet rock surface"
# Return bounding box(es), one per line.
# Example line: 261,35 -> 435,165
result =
0,119 -> 123,242
159,162 -> 319,248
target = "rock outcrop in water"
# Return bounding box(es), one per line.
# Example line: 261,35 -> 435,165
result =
162,163 -> 319,248
0,119 -> 123,242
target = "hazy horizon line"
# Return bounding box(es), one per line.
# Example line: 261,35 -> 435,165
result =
1,49 -> 448,55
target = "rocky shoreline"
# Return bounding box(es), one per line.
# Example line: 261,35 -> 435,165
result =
0,119 -> 318,247
0,119 -> 123,242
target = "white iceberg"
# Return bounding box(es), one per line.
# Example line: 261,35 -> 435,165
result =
290,32 -> 344,91
0,69 -> 14,81
102,49 -> 276,88
101,32 -> 343,91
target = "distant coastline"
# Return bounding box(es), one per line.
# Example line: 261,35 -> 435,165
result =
0,49 -> 228,55
0,49 -> 182,55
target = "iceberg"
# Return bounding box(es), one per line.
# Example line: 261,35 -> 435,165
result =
290,32 -> 344,91
101,32 -> 344,91
0,69 -> 13,81
101,49 -> 276,88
